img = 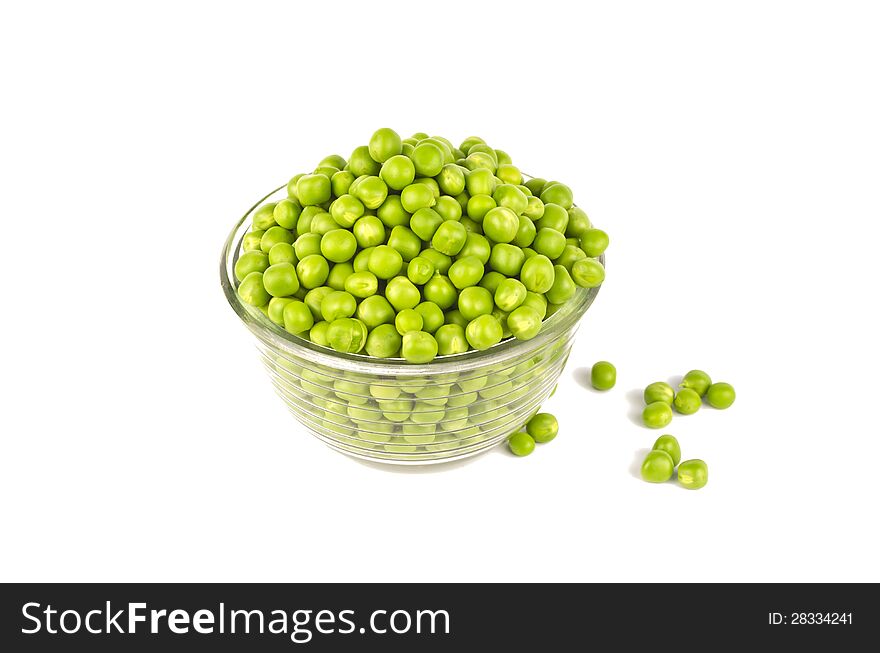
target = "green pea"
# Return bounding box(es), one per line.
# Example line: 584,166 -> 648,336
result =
367,245 -> 403,280
368,127 -> 402,163
326,317 -> 367,353
681,370 -> 712,397
492,183 -> 528,216
348,145 -> 381,177
414,301 -> 444,334
268,242 -> 297,267
513,215 -> 537,248
414,176 -> 441,199
706,382 -> 736,409
482,207 -> 519,243
262,262 -> 301,297
400,183 -> 436,213
443,309 -> 469,329
384,226 -> 419,262
282,300 -> 314,334
465,314 -> 503,350
356,295 -> 395,328
385,276 -> 421,311
319,229 -> 357,263
432,220 -> 468,256
492,306 -> 511,338
520,254 -> 555,293
566,206 -> 591,237
406,256 -> 435,285
448,256 -> 484,289
466,194 -> 496,222
590,361 -> 616,390
238,271 -> 269,306
435,323 -> 468,355
643,402 -> 673,429
465,151 -> 497,174
286,174 -> 304,201
401,330 -> 438,363
536,203 -> 569,233
458,286 -> 494,320
329,194 -> 364,228
377,195 -> 411,228
545,264 -> 576,304
434,195 -> 462,222
352,246 -> 374,272
377,155 -> 414,191
242,229 -> 265,252
554,244 -> 586,273
466,168 -> 497,196
349,215 -> 384,249
437,163 -> 466,196
304,286 -> 334,319
478,270 -> 506,294
423,274 -> 458,309
494,278 -> 527,312
457,233 -> 491,265
321,290 -> 357,321
294,232 -> 322,260
234,250 -> 269,281
309,211 -> 338,235
540,182 -> 573,209
644,382 -> 675,406
640,450 -> 674,483
419,248 -> 452,274
495,163 -> 522,185
652,434 -> 681,466
352,175 -> 388,210
295,254 -> 330,289
489,243 -> 526,276
252,203 -> 278,230
268,297 -> 295,325
271,199 -> 301,230
260,226 -> 295,253
395,308 -> 423,335
309,320 -> 331,346
296,174 -> 332,206
678,459 -> 709,489
533,228 -> 567,260
527,413 -> 558,443
521,291 -> 547,319
344,270 -> 378,298
459,135 -> 485,152
579,228 -> 610,257
523,177 -> 547,196
508,432 -> 535,457
507,305 -> 542,340
331,170 -> 355,197
408,142 -> 441,177
570,258 -> 605,288
314,165 -> 339,179
410,207 -> 443,241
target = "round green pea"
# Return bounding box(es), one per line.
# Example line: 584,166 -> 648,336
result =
352,215 -> 385,248
414,301 -> 444,334
294,232 -> 322,259
465,314 -> 503,350
482,207 -> 519,243
533,228 -> 567,260
521,291 -> 547,319
526,413 -> 558,443
309,320 -> 331,346
329,194 -> 365,228
523,177 -> 546,196
448,256 -> 485,289
296,174 -> 332,206
513,215 -> 537,247
268,297 -> 295,325
320,229 -> 357,263
356,295 -> 395,328
478,271 -> 506,294
348,145 -> 381,177
407,256 -> 435,285
238,271 -> 269,306
496,163 -> 522,186
326,317 -> 367,353
566,206 -> 591,237
331,170 -> 355,198
507,305 -> 542,340
644,382 -> 675,406
674,388 -> 702,415
400,183 -> 436,213
282,300 -> 314,334
410,207 -> 443,241
385,276 -> 421,311
401,331 -> 438,363
304,286 -> 334,319
545,264 -> 576,304
434,195 -> 462,222
681,370 -> 712,397
706,382 -> 735,409
643,402 -> 673,429
678,459 -> 709,490
458,286 -> 494,320
242,229 -> 265,252
459,232 -> 491,264
590,361 -> 616,390
466,168 -> 497,196
571,258 -> 605,288
344,270 -> 378,298
489,243 -> 526,277
252,203 -> 277,230
641,450 -> 674,483
395,308 -> 424,335
494,278 -> 527,312
367,245 -> 403,280
309,211 -> 338,235
321,290 -> 356,321
260,226 -> 295,253
555,244 -> 587,272
493,184 -> 528,215
652,434 -> 681,466
273,199 -> 302,230
262,262 -> 300,297
432,221 -> 468,256
296,254 -> 330,289
508,432 -> 535,457
536,203 -> 569,233
412,142 -> 444,177
368,127 -> 402,163
540,182 -> 573,209
443,309 -> 468,329
435,324 -> 468,355
352,246 -> 374,272
387,226 -> 422,262
353,176 -> 388,210
234,250 -> 269,281
423,275 -> 457,309
437,163 -> 466,195
466,194 -> 496,221
377,195 -> 411,228
379,154 -> 415,190
523,196 -> 545,221
579,228 -> 610,257
268,242 -> 297,266
520,255 -> 556,293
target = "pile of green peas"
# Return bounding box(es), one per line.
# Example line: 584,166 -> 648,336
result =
508,412 -> 559,456
642,370 -> 736,428
235,128 -> 608,363
640,434 -> 708,489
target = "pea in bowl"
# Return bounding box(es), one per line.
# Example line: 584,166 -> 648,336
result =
221,185 -> 602,465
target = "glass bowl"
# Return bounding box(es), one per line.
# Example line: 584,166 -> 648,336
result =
221,185 -> 603,464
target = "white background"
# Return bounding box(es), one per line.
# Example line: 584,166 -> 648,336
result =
2,1 -> 878,582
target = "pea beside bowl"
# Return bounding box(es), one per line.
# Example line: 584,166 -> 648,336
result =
221,186 -> 603,465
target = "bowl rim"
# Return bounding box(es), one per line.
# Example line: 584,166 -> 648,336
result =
221,184 -> 603,376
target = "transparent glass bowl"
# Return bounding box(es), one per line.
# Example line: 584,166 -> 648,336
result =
221,185 -> 603,464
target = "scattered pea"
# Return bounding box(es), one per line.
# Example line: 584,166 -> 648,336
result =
590,361 -> 616,390
677,459 -> 709,489
706,382 -> 735,409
